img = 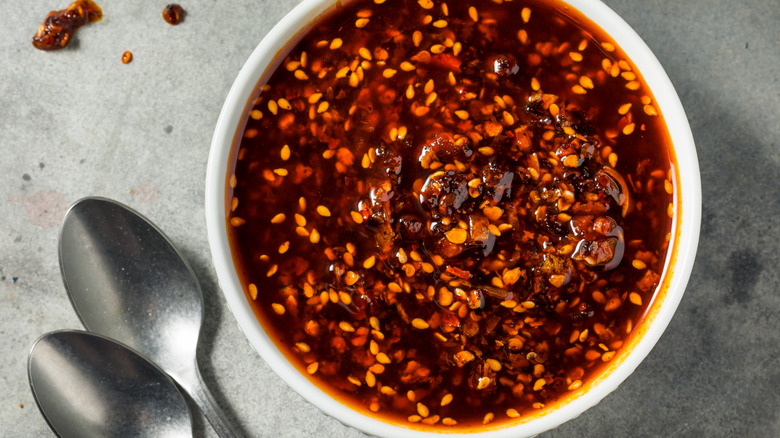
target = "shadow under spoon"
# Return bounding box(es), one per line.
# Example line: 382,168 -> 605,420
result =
58,197 -> 239,438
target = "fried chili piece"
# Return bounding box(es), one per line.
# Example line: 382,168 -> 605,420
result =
32,0 -> 102,51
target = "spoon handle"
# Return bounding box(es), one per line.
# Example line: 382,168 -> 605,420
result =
178,364 -> 240,438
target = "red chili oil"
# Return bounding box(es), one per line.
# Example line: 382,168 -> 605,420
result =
162,4 -> 185,26
226,0 -> 676,429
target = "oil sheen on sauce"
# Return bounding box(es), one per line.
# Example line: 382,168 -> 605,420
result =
227,0 -> 676,429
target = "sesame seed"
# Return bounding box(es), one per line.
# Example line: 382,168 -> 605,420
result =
521,7 -> 531,23
349,72 -> 360,87
609,152 -> 618,167
611,63 -> 621,77
469,6 -> 478,22
317,101 -> 330,113
425,92 -> 437,106
579,76 -> 594,89
350,211 -> 364,224
248,283 -> 258,300
405,84 -> 415,99
380,385 -> 395,395
602,58 -> 612,72
413,31 -> 423,47
518,29 -> 528,44
483,206 -> 503,221
382,68 -> 398,79
412,318 -> 430,329
309,228 -> 321,244
339,321 -> 355,332
365,370 -> 376,387
644,104 -> 658,116
486,358 -> 502,372
445,228 -> 468,244
345,270 -> 359,286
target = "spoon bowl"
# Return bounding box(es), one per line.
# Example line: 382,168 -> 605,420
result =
28,330 -> 192,438
59,197 -> 238,437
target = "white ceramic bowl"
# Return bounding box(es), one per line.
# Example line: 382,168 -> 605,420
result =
206,0 -> 701,436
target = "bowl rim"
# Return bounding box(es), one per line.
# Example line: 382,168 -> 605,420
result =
205,0 -> 702,436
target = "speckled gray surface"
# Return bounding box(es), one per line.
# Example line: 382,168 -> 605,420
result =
1,1 -> 778,437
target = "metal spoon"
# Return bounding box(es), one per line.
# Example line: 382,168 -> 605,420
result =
58,197 -> 239,437
28,330 -> 192,438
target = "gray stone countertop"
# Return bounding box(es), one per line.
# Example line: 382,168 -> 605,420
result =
1,1 -> 778,437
